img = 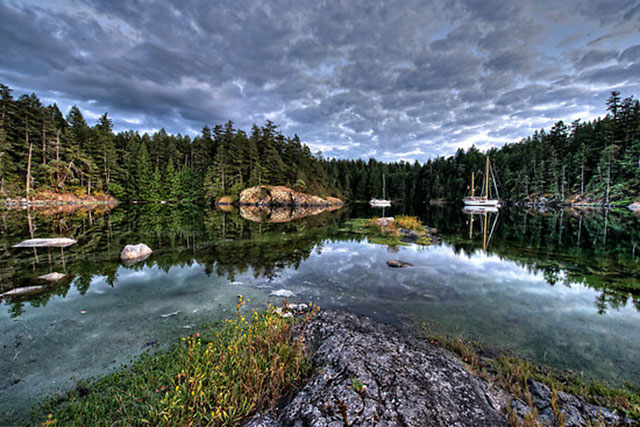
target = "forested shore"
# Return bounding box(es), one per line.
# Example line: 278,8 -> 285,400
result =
1,83 -> 638,206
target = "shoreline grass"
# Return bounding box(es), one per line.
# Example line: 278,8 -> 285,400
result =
422,327 -> 640,423
36,297 -> 317,426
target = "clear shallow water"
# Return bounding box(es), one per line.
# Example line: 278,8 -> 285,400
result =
1,203 -> 640,424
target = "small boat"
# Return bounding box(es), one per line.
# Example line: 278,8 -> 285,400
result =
370,174 -> 391,207
463,157 -> 501,208
369,199 -> 391,207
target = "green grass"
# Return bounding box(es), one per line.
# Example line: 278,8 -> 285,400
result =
36,297 -> 316,426
423,326 -> 640,422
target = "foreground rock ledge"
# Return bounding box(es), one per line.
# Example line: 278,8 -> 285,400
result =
247,311 -> 506,426
247,311 -> 637,427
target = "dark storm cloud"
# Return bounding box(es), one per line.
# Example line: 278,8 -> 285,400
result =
0,0 -> 638,161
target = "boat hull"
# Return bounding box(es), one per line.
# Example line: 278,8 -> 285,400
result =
369,199 -> 391,207
463,206 -> 499,214
463,197 -> 500,208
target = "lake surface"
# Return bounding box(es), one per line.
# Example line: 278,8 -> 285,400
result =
1,203 -> 640,424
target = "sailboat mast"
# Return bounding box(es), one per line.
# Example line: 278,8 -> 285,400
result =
471,172 -> 475,197
484,157 -> 490,199
382,174 -> 386,199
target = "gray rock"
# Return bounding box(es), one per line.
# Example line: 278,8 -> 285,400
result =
280,311 -> 506,426
528,380 -> 552,409
400,229 -> 421,243
537,406 -> 557,426
559,403 -> 587,427
244,414 -> 281,427
386,260 -> 413,268
120,243 -> 153,262
582,402 -> 620,425
510,398 -> 529,419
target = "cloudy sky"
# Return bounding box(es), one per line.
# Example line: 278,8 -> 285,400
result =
1,0 -> 639,162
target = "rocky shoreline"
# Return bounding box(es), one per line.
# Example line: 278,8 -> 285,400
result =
246,311 -> 637,427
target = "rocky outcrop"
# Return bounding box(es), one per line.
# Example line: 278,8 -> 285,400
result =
246,311 -> 636,427
239,186 -> 342,207
246,311 -> 507,426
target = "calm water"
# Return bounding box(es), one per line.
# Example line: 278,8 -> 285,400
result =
1,203 -> 640,424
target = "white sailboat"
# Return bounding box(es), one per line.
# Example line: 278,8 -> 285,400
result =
370,174 -> 391,207
463,157 -> 501,209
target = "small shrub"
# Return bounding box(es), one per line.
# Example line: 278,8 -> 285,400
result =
71,186 -> 87,198
394,215 -> 423,231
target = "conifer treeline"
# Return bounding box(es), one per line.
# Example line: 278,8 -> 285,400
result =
0,83 -> 334,201
324,92 -> 640,206
1,83 -> 638,205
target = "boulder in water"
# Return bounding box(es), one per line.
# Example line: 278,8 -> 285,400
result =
38,272 -> 66,281
120,243 -> 153,262
0,285 -> 46,299
13,238 -> 77,248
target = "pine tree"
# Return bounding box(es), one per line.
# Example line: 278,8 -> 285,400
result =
135,141 -> 154,200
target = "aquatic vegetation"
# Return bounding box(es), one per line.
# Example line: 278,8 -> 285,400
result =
35,300 -> 317,426
343,216 -> 434,247
341,218 -> 405,246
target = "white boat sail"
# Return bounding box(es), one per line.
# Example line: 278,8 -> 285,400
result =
370,174 -> 391,207
463,157 -> 501,208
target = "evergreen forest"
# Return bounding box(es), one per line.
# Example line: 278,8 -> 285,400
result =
1,83 -> 638,206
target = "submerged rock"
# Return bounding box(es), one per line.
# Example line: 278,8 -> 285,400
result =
387,260 -> 413,268
270,289 -> 296,298
120,243 -> 153,262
